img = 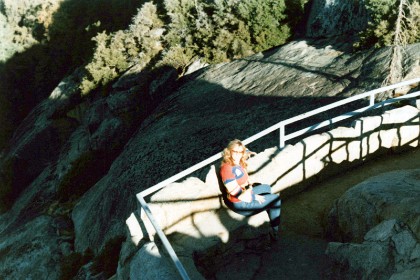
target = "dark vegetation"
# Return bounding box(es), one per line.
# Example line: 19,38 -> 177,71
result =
0,0 -> 308,150
1,0 -> 417,149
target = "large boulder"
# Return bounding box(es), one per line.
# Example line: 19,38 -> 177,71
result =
0,216 -> 63,279
326,219 -> 420,280
326,169 -> 420,243
326,169 -> 420,279
306,0 -> 368,38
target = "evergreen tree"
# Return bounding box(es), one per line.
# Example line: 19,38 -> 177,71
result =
0,0 -> 63,61
161,0 -> 292,71
0,12 -> 18,61
80,2 -> 164,95
355,0 -> 419,49
353,0 -> 419,93
236,0 -> 289,52
384,0 -> 419,89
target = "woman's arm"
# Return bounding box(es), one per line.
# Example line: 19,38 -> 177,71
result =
225,181 -> 253,203
224,181 -> 242,197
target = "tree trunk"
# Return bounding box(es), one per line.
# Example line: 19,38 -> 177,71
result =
385,0 -> 405,94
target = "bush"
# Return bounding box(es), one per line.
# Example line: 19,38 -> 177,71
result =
236,0 -> 290,51
80,31 -> 130,95
80,2 -> 164,95
162,0 -> 292,68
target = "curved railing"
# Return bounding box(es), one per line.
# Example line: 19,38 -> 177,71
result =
136,77 -> 420,279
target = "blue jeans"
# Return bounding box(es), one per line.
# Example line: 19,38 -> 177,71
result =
225,184 -> 281,228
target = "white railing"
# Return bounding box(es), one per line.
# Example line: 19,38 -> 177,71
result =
136,78 -> 420,279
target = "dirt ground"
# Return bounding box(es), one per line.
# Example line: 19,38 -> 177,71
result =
236,147 -> 420,280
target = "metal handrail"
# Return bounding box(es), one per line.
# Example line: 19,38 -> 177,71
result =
136,195 -> 190,279
136,77 -> 420,279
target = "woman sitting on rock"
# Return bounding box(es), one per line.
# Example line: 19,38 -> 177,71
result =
220,139 -> 281,240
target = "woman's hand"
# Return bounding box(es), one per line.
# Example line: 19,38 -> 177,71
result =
254,194 -> 265,204
238,189 -> 253,203
247,150 -> 257,157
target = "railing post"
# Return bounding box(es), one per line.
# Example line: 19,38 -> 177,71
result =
370,93 -> 375,106
137,194 -> 191,280
279,123 -> 285,149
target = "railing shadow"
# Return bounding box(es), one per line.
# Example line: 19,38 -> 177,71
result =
274,116 -> 420,198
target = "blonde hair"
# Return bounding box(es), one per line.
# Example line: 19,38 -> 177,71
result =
222,139 -> 248,168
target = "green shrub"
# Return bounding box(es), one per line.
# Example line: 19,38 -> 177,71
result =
404,1 -> 420,44
80,2 -> 164,96
236,0 -> 290,52
80,31 -> 130,95
162,0 -> 292,68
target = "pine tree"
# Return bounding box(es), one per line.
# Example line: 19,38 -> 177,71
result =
236,0 -> 289,52
385,0 -> 405,87
80,2 -> 164,95
161,0 -> 292,71
355,0 -> 419,94
383,0 -> 419,91
355,0 -> 419,49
